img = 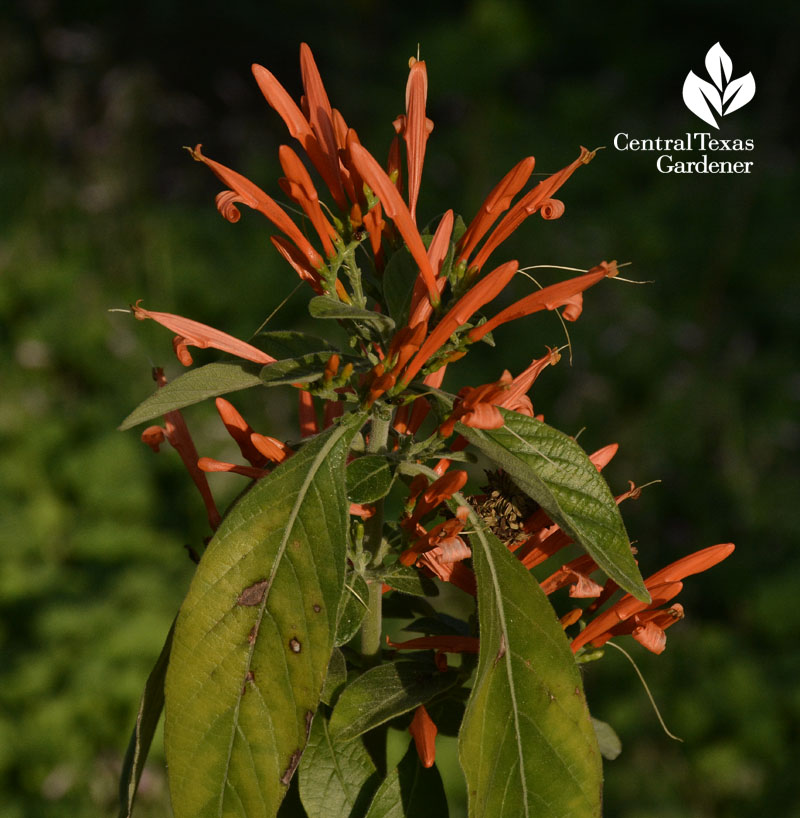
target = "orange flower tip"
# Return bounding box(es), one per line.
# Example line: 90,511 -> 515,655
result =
581,145 -> 605,165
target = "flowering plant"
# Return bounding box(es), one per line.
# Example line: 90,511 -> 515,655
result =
118,44 -> 733,818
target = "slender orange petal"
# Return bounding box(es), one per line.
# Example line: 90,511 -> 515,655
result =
457,156 -> 535,265
250,432 -> 293,464
215,398 -> 267,467
197,457 -> 267,480
387,635 -> 479,653
589,443 -> 619,471
251,62 -> 347,210
299,43 -> 348,210
401,260 -> 518,385
645,543 -> 735,586
270,236 -> 323,293
397,58 -> 433,223
132,302 -> 276,365
495,348 -> 560,413
467,263 -> 613,343
189,144 -> 325,271
409,706 -> 437,768
298,390 -> 318,438
278,145 -> 338,258
408,210 -> 454,325
347,139 -> 439,305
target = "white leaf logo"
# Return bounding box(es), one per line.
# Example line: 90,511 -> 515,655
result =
682,43 -> 755,128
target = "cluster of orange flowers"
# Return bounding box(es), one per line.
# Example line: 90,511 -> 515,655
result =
135,44 -> 734,770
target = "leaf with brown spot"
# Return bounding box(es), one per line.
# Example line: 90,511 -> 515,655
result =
164,412 -> 366,818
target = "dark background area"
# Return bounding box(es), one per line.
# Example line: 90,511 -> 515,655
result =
2,1 -> 798,816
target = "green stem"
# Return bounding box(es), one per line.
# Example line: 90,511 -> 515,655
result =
359,410 -> 391,661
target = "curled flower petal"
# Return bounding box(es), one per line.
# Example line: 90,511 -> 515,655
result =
132,301 -> 276,365
141,425 -> 166,453
539,198 -> 565,220
189,143 -> 325,270
471,146 -> 597,272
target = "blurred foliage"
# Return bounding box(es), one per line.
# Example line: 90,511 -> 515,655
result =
1,0 -> 799,816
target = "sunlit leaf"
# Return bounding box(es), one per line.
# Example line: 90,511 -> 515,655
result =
336,572 -> 370,647
459,515 -> 602,817
164,412 -> 366,818
118,362 -> 263,430
459,408 -> 648,601
308,297 -> 396,334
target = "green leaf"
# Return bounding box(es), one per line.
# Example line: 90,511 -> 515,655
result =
347,456 -> 394,504
336,573 -> 370,647
320,648 -> 348,706
382,248 -> 418,328
118,620 -> 174,818
298,715 -> 377,818
458,408 -> 648,601
309,297 -> 396,334
363,743 -> 449,818
118,362 -> 263,430
591,717 -> 622,761
458,515 -> 602,818
254,330 -> 337,359
329,663 -> 459,743
164,412 -> 366,818
402,614 -> 470,637
377,564 -> 439,598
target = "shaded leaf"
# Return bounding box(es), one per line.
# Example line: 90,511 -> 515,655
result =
459,408 -> 648,601
591,717 -> 622,761
382,248 -> 418,327
459,515 -> 602,818
320,648 -> 348,706
377,564 -> 438,598
363,743 -> 449,818
164,412 -> 366,818
402,614 -> 471,637
329,662 -> 459,743
309,297 -> 396,334
253,330 -> 337,359
119,362 -> 262,430
347,456 -> 394,504
336,573 -> 370,647
118,620 -> 174,818
298,715 -> 376,818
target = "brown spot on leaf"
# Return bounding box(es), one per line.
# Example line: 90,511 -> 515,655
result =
241,669 -> 255,695
280,749 -> 303,786
237,579 -> 269,606
289,637 -> 301,654
312,603 -> 321,613
305,710 -> 313,738
493,633 -> 507,667
248,624 -> 258,645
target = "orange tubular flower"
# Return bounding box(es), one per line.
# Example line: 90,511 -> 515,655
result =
131,302 -> 276,366
298,43 -> 348,211
215,398 -> 267,467
269,236 -> 324,293
404,469 -> 469,530
456,155 -> 536,266
387,634 -> 480,653
571,543 -> 735,654
408,706 -> 438,769
143,369 -> 220,530
278,145 -> 338,258
250,433 -> 293,464
197,457 -> 267,481
188,145 -> 325,272
470,146 -> 597,272
298,390 -> 319,438
408,210 -> 454,324
439,373 -> 512,438
494,348 -> 561,416
393,57 -> 434,224
400,259 -> 519,387
347,139 -> 440,305
251,52 -> 347,211
467,262 -> 617,344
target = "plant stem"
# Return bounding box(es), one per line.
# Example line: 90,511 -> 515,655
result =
359,410 -> 391,661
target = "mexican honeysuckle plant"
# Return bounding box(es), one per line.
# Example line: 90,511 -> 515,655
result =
117,44 -> 734,818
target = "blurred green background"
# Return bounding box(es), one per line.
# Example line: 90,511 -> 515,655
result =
2,0 -> 798,816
